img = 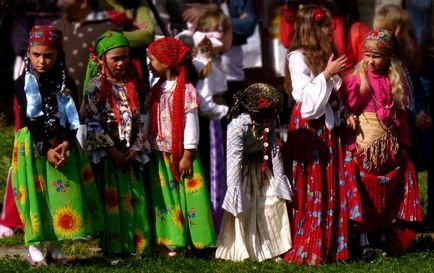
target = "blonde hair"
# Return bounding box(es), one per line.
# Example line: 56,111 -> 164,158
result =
193,10 -> 231,79
289,5 -> 334,75
373,4 -> 410,35
356,57 -> 407,109
373,4 -> 421,72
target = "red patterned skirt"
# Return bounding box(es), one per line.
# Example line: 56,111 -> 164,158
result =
347,151 -> 422,255
283,103 -> 363,265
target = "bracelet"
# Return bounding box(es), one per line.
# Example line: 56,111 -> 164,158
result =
325,68 -> 333,78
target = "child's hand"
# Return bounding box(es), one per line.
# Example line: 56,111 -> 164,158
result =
107,146 -> 125,167
124,149 -> 138,163
415,112 -> 432,130
53,140 -> 70,168
239,12 -> 248,20
346,114 -> 357,130
47,148 -> 63,168
324,54 -> 347,79
179,150 -> 193,177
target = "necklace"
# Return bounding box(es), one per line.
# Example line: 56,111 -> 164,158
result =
367,76 -> 397,131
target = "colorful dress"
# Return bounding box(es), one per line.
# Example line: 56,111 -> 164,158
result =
12,73 -> 104,246
216,113 -> 292,261
343,71 -> 422,254
283,50 -> 363,265
85,76 -> 150,254
148,81 -> 216,250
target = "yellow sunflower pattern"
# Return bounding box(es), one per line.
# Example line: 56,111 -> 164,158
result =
29,212 -> 40,236
105,186 -> 119,215
134,229 -> 147,253
194,242 -> 204,249
16,186 -> 27,205
34,175 -> 46,192
184,174 -> 204,193
81,165 -> 95,186
157,238 -> 174,247
121,192 -> 134,216
171,206 -> 184,232
53,206 -> 82,238
24,137 -> 31,156
157,171 -> 165,187
11,139 -> 18,173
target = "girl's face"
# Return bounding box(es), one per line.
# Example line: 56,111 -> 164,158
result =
29,46 -> 59,74
102,47 -> 130,81
148,53 -> 168,78
320,18 -> 333,39
363,51 -> 389,73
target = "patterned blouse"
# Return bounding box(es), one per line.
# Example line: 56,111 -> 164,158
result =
85,76 -> 145,154
148,80 -> 199,153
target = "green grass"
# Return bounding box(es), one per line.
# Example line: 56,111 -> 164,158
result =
0,120 -> 433,272
0,115 -> 14,199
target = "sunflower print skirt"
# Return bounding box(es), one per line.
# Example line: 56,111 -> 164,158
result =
96,156 -> 151,255
149,151 -> 216,250
11,127 -> 104,246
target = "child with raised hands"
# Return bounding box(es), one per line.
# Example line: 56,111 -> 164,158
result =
283,5 -> 362,265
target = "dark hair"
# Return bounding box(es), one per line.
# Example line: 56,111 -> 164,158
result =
169,51 -> 199,86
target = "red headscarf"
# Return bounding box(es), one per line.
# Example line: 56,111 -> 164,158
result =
148,37 -> 190,182
29,25 -> 63,50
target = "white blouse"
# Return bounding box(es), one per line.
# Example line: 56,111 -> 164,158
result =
287,49 -> 342,130
222,113 -> 293,216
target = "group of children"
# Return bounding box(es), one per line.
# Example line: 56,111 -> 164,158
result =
9,3 -> 427,267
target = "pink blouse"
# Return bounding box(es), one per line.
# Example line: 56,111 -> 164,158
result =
343,71 -> 411,148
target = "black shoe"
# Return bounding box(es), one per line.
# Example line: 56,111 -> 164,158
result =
361,246 -> 376,263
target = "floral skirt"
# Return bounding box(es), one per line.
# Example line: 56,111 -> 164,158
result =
283,103 -> 363,265
148,151 -> 215,250
94,157 -> 150,255
11,127 -> 104,246
347,151 -> 422,254
215,157 -> 291,261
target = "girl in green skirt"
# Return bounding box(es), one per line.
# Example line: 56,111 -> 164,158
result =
12,25 -> 104,266
147,37 -> 215,256
83,31 -> 150,257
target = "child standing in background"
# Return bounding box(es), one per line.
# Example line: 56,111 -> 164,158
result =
83,31 -> 150,257
12,25 -> 104,266
147,37 -> 215,256
342,29 -> 422,260
283,5 -> 363,265
190,9 -> 231,234
215,83 -> 292,262
373,4 -> 432,177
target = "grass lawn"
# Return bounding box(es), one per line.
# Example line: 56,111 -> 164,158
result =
1,120 -> 433,272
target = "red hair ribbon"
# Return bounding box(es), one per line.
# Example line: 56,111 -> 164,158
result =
313,7 -> 326,23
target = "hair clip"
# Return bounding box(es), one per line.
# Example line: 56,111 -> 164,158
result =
312,7 -> 326,23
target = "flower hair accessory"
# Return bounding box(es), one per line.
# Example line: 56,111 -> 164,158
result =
257,97 -> 270,109
312,7 -> 326,23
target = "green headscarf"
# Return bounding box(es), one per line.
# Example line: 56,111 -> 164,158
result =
83,31 -> 130,96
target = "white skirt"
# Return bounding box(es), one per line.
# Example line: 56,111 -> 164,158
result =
215,158 -> 292,261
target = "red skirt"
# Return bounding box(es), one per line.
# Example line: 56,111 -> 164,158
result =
347,152 -> 422,254
283,103 -> 363,265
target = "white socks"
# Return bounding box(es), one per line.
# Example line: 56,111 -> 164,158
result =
28,245 -> 45,262
28,241 -> 64,261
